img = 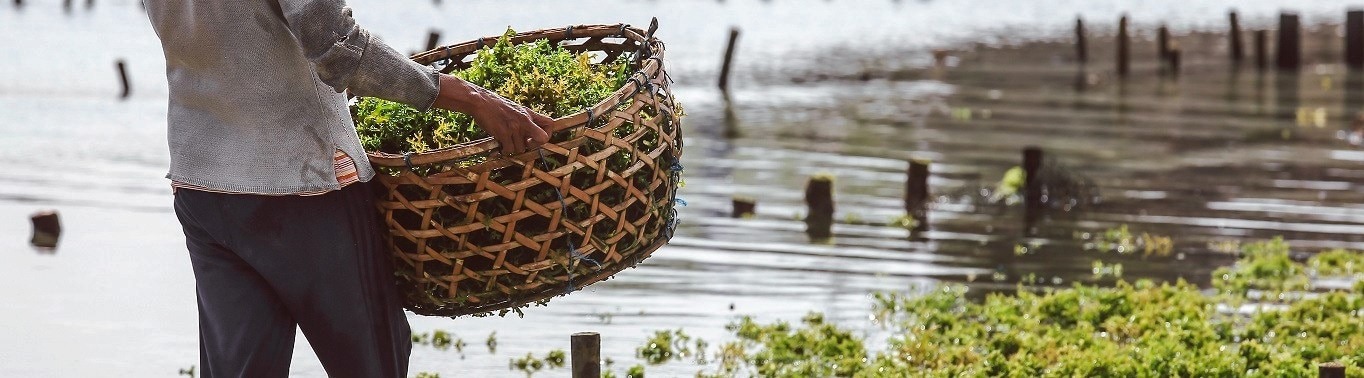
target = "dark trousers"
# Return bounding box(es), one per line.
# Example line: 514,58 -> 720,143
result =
173,181 -> 411,378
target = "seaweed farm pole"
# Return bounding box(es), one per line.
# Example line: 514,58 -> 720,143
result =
1157,25 -> 1171,62
1075,17 -> 1087,64
1168,44 -> 1181,78
718,27 -> 741,91
1117,15 -> 1130,78
1320,362 -> 1345,378
904,160 -> 929,230
116,59 -> 130,99
1277,12 -> 1301,71
1022,147 -> 1043,234
1230,11 -> 1244,63
29,210 -> 60,249
571,332 -> 600,378
424,30 -> 441,52
1255,30 -> 1268,72
1347,10 -> 1364,70
731,196 -> 756,218
804,175 -> 834,240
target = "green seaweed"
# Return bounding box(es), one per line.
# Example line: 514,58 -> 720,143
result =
353,28 -> 629,154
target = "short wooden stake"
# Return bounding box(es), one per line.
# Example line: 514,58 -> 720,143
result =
718,27 -> 741,91
30,210 -> 60,249
1168,45 -> 1181,78
1230,11 -> 1244,63
1022,147 -> 1044,234
731,196 -> 756,218
116,60 -> 130,99
905,160 -> 930,232
424,30 -> 441,52
904,160 -> 929,216
571,332 -> 601,378
804,175 -> 834,240
1319,362 -> 1345,378
1157,25 -> 1171,62
1277,12 -> 1302,71
1348,10 -> 1364,70
1117,15 -> 1130,78
1022,147 -> 1043,208
1075,17 -> 1087,64
1255,30 -> 1268,72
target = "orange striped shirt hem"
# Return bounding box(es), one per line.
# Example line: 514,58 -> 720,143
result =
171,149 -> 361,196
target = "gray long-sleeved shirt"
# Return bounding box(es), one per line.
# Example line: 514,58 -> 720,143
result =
146,0 -> 440,194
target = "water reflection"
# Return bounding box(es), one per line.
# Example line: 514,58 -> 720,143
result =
1275,71 -> 1300,124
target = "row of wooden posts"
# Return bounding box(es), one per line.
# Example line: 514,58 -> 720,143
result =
730,147 -> 1048,237
1090,10 -> 1364,77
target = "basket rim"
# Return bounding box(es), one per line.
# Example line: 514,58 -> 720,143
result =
365,23 -> 667,168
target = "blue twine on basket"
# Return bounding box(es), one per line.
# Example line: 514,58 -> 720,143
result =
662,157 -> 685,240
534,148 -> 603,297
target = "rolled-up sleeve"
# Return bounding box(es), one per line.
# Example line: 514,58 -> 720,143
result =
275,0 -> 440,110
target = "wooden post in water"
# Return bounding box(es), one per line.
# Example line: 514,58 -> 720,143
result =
30,210 -> 60,249
1117,15 -> 1130,78
1255,30 -> 1268,72
1230,11 -> 1244,63
904,160 -> 929,229
1277,12 -> 1302,71
571,332 -> 600,378
804,175 -> 834,240
1022,147 -> 1043,208
1347,10 -> 1364,70
116,60 -> 130,99
1157,25 -> 1171,62
424,30 -> 441,52
1022,147 -> 1043,235
1319,362 -> 1345,378
718,27 -> 741,92
1169,44 -> 1181,79
732,196 -> 756,218
1075,17 -> 1087,64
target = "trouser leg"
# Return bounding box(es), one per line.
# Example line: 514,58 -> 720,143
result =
174,181 -> 411,378
176,192 -> 297,378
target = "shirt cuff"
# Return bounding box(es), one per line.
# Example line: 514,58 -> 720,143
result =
345,30 -> 441,111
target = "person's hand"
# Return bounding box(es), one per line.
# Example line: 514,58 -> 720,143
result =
430,74 -> 553,154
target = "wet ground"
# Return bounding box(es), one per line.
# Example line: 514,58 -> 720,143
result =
3,0 -> 1364,376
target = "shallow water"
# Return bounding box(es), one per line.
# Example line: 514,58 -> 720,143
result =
3,0 -> 1364,376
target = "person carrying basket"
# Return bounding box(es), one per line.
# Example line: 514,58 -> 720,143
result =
144,1 -> 551,376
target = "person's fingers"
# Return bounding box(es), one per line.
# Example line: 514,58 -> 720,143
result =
490,120 -> 517,155
528,110 -> 556,133
524,115 -> 550,145
504,120 -> 525,154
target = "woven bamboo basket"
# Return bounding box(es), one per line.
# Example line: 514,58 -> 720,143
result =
363,20 -> 683,317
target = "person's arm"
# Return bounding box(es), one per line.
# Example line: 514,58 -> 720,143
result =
275,0 -> 548,153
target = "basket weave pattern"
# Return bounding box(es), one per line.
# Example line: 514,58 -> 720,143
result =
365,23 -> 682,317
